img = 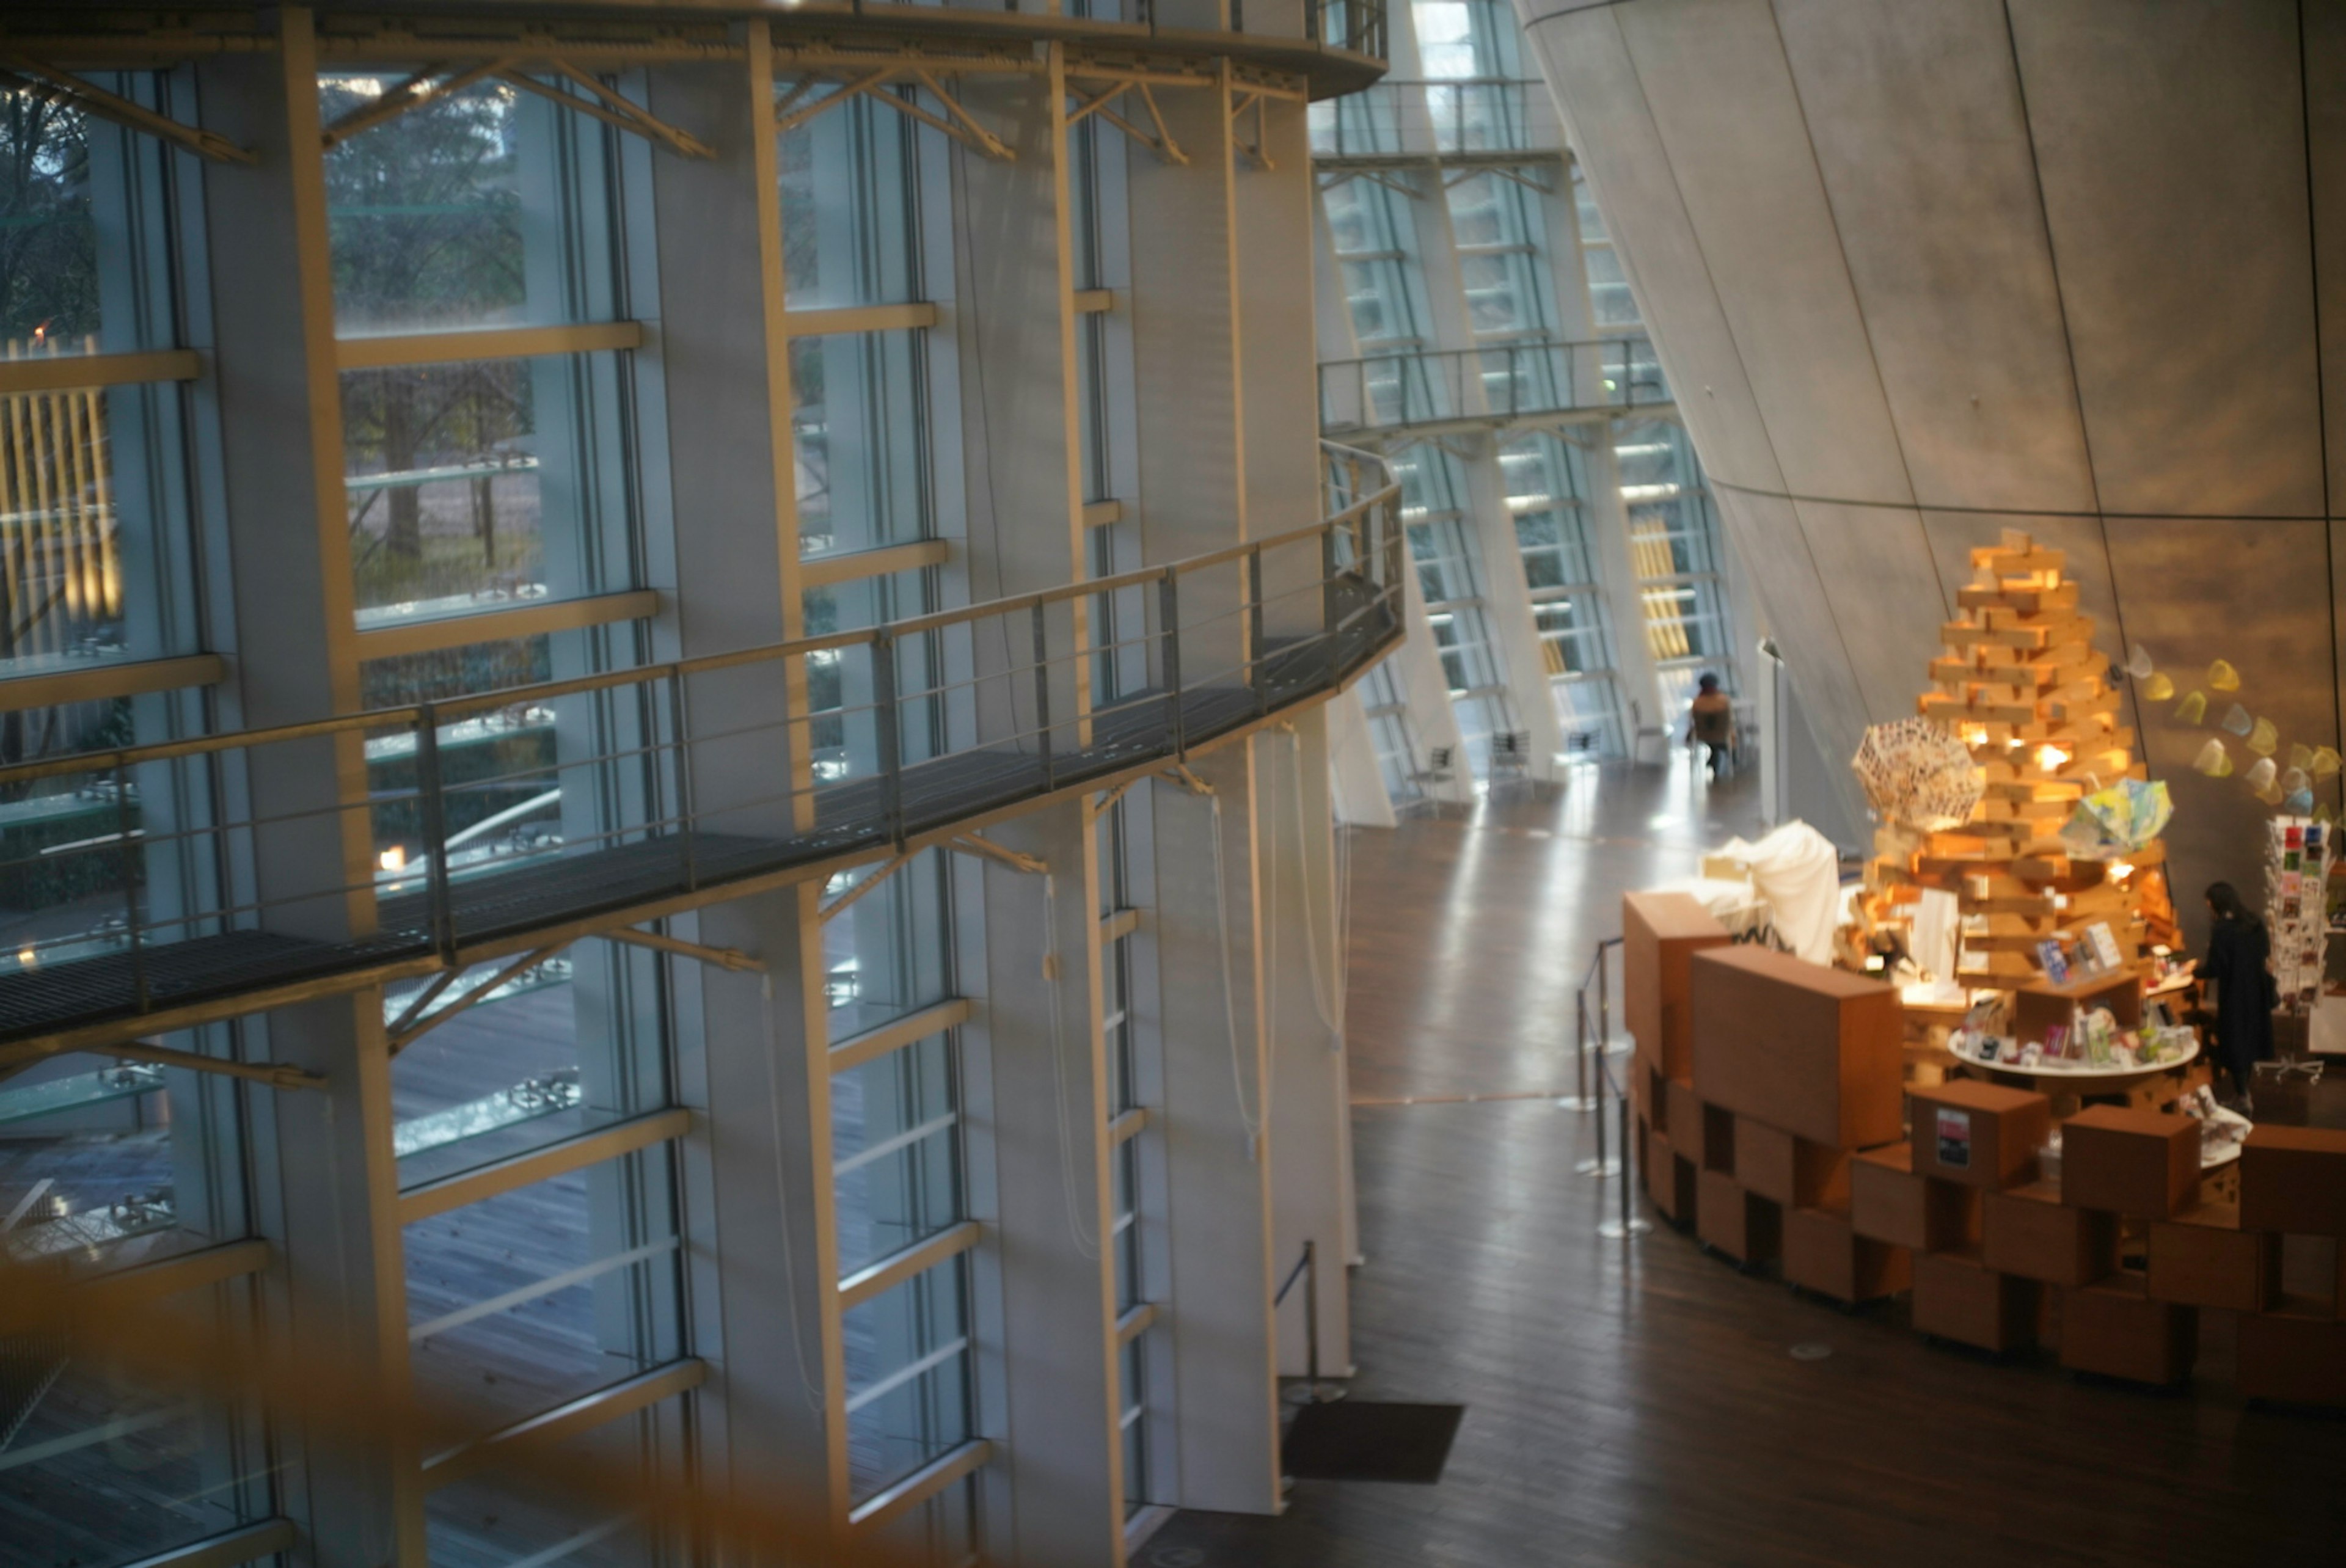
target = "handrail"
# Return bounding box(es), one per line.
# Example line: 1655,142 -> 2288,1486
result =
0,475 -> 1401,793
0,443 -> 1407,1054
1318,337 -> 1669,436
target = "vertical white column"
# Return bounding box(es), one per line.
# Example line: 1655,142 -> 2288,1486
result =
196,14 -> 419,1562
956,803 -> 1125,1564
1127,66 -> 1285,1517
1264,709 -> 1353,1376
1142,746 -> 1282,1512
643,34 -> 840,1556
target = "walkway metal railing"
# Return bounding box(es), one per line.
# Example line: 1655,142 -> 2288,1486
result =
0,444 -> 1404,1053
1318,338 -> 1669,435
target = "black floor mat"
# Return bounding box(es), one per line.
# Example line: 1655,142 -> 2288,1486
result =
1281,1400 -> 1464,1484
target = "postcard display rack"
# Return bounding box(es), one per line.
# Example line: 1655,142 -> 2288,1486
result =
1847,533 -> 2191,1108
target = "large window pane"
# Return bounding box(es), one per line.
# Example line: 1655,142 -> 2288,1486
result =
844,1256 -> 972,1502
0,1304 -> 272,1567
832,1028 -> 961,1275
405,1152 -> 684,1452
791,330 -> 931,561
822,847 -> 953,1038
342,350 -> 637,628
0,1038 -> 246,1277
779,90 -> 926,310
323,73 -> 628,334
425,1401 -> 670,1567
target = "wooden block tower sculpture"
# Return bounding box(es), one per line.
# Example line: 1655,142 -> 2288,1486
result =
1851,530 -> 2173,997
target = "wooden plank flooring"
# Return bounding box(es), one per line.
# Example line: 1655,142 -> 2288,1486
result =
1146,760 -> 2345,1567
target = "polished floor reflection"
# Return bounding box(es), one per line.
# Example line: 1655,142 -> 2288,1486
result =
1147,759 -> 2336,1568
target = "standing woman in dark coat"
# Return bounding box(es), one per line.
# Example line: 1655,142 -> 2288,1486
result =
2201,881 -> 2275,1099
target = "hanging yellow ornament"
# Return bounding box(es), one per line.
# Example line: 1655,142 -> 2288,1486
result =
2291,743 -> 2315,773
2144,671 -> 2175,700
2175,690 -> 2209,724
2209,659 -> 2242,691
2249,717 -> 2281,756
2315,746 -> 2343,778
2193,738 -> 2233,777
2255,778 -> 2286,805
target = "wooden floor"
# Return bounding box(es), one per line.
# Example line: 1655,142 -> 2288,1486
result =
1146,759 -> 2344,1568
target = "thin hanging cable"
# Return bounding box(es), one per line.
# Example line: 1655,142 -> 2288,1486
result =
1288,729 -> 1347,1043
1042,872 -> 1102,1259
1208,791 -> 1264,1161
759,974 -> 829,1415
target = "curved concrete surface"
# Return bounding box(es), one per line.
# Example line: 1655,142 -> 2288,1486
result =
1518,0 -> 2346,941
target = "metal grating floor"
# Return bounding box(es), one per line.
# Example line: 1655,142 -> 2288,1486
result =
0,605 -> 1395,1048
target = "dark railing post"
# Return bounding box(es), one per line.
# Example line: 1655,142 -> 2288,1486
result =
667,668 -> 698,891
1031,601 -> 1054,790
415,704 -> 456,961
872,632 -> 905,848
1321,522 -> 1342,690
1160,568 -> 1185,757
1248,544 -> 1268,715
115,756 -> 147,1012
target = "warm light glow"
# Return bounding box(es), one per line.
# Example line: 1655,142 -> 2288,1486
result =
15,947 -> 34,970
2035,744 -> 2070,770
2110,861 -> 2135,882
379,846 -> 407,873
1960,725 -> 1989,747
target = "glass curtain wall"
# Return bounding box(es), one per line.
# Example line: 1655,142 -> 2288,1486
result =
784,86 -> 976,1554
316,69 -> 689,1563
0,75 -> 282,1568
1500,431 -> 1623,756
1391,444 -> 1515,775
1614,419 -> 1734,715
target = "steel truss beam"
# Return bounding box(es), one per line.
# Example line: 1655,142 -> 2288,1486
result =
1066,74 -> 1188,166
0,52 -> 254,163
775,65 -> 1014,161
389,944 -> 566,1056
1316,165 -> 1419,200
947,834 -> 1047,877
1229,87 -> 1273,170
601,926 -> 764,973
319,57 -> 712,156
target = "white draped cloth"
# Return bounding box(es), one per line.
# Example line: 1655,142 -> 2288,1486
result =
1714,822 -> 1843,965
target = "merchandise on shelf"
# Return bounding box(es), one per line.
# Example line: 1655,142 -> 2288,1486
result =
2265,816 -> 2330,1013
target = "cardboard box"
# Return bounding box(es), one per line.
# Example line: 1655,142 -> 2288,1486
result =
1689,946 -> 1901,1150
1735,1115 -> 1851,1209
2058,1276 -> 2196,1385
1664,1078 -> 1702,1154
1623,891 -> 1731,1079
1783,1205 -> 1909,1304
1983,1182 -> 2118,1286
2147,1202 -> 2278,1313
2239,1125 -> 2346,1238
1851,1142 -> 1979,1253
1701,1102 -> 1736,1174
1908,1081 -> 2050,1190
2278,1234 -> 2342,1313
1645,1124 -> 1677,1217
1696,1169 -> 1780,1264
2235,1299 -> 2346,1406
1911,1248 -> 2037,1352
2061,1106 -> 2199,1220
